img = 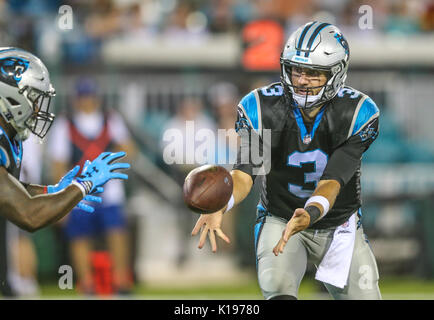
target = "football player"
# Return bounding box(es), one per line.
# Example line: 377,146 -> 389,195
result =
192,22 -> 381,300
0,47 -> 130,232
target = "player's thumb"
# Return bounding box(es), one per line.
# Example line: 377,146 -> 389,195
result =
72,165 -> 81,175
293,208 -> 306,217
82,160 -> 91,172
67,165 -> 80,178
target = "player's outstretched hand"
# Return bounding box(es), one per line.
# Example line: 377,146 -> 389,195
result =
75,151 -> 130,194
76,186 -> 104,213
273,208 -> 310,256
47,165 -> 104,213
191,210 -> 230,253
47,165 -> 81,193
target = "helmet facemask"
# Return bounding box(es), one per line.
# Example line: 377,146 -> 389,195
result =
21,85 -> 56,139
280,60 -> 343,110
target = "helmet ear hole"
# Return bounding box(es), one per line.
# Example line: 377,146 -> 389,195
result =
6,97 -> 19,106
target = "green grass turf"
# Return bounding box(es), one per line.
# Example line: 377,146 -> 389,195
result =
32,275 -> 434,300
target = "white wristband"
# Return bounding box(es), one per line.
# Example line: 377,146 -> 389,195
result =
224,195 -> 235,214
71,180 -> 87,197
304,195 -> 330,218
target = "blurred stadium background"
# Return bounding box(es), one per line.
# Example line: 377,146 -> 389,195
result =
1,0 -> 434,299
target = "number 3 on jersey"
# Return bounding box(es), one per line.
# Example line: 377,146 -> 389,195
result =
261,85 -> 283,96
287,150 -> 328,198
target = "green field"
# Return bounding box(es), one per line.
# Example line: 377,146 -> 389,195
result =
32,276 -> 434,300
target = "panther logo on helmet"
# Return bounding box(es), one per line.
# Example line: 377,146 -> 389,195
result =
0,48 -> 55,140
0,57 -> 29,87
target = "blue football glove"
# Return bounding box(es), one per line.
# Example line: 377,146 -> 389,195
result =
47,165 -> 81,194
47,165 -> 104,213
74,151 -> 130,195
77,186 -> 104,213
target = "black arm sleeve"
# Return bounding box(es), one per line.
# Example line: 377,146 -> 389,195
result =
321,117 -> 379,187
232,107 -> 263,181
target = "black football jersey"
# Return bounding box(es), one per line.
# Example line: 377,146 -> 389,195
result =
0,126 -> 23,297
233,82 -> 379,229
0,126 -> 23,179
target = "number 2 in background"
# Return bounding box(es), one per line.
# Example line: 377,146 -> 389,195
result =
242,20 -> 284,71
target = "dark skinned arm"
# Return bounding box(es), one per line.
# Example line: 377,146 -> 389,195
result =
20,182 -> 46,196
0,167 -> 83,232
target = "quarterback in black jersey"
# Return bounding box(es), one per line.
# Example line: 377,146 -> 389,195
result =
192,22 -> 381,299
0,48 -> 130,232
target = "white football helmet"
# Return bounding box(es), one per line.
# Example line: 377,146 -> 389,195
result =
280,21 -> 350,109
0,47 -> 55,140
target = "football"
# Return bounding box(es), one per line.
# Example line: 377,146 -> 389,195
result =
183,165 -> 233,214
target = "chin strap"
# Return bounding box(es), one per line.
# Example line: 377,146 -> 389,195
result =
14,128 -> 29,141
292,91 -> 322,108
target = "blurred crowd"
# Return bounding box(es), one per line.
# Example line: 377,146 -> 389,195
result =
0,0 -> 433,64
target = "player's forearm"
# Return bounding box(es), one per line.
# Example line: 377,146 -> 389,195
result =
22,183 -> 46,196
26,185 -> 84,231
308,179 -> 341,216
230,169 -> 253,206
5,185 -> 83,232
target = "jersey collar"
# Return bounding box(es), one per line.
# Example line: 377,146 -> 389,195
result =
0,125 -> 23,166
292,106 -> 326,145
